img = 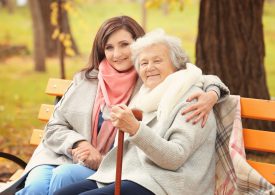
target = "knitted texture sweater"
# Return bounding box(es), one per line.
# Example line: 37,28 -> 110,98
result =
90,86 -> 217,195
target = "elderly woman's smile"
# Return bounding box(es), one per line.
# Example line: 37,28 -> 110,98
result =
138,44 -> 176,89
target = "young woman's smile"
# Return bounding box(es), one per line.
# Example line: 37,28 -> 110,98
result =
104,29 -> 134,72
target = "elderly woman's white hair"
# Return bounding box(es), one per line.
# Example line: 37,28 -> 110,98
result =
130,29 -> 189,70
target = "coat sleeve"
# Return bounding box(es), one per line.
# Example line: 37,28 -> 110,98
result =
129,101 -> 217,171
43,73 -> 88,158
202,75 -> 230,103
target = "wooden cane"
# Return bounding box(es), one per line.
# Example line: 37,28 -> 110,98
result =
114,130 -> 124,195
114,109 -> 143,195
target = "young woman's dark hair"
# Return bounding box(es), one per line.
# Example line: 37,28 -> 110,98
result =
83,16 -> 145,79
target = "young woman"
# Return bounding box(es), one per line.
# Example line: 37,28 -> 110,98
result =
12,16 -> 229,195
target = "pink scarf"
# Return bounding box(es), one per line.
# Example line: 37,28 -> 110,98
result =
91,59 -> 138,155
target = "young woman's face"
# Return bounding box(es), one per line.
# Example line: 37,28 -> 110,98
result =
104,29 -> 134,72
139,43 -> 176,89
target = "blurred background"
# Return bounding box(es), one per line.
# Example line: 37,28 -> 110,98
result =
0,0 -> 274,182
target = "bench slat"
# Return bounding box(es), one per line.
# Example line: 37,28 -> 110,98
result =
9,169 -> 24,181
30,129 -> 44,145
247,160 -> 275,185
240,97 -> 275,121
38,104 -> 54,122
45,78 -> 72,96
241,97 -> 275,185
243,128 -> 275,153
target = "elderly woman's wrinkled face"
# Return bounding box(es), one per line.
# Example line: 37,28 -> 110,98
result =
104,29 -> 134,71
138,44 -> 176,89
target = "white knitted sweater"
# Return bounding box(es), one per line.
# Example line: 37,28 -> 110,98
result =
89,86 -> 217,195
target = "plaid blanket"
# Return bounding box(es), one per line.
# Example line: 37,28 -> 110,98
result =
214,95 -> 275,195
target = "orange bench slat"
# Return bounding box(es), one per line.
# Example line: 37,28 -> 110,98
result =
243,128 -> 275,153
30,129 -> 44,145
9,169 -> 24,181
247,160 -> 275,185
38,104 -> 54,122
45,78 -> 72,96
241,97 -> 275,185
240,97 -> 275,121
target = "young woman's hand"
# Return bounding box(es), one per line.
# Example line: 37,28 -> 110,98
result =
110,104 -> 140,136
69,141 -> 102,170
81,146 -> 102,170
182,91 -> 218,127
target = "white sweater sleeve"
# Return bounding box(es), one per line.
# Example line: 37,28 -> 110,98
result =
202,74 -> 230,103
43,74 -> 87,158
129,102 -> 216,171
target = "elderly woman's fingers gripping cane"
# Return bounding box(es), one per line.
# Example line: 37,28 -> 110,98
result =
110,104 -> 142,194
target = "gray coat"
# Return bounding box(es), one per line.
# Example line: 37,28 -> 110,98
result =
0,71 -> 229,194
90,86 -> 217,195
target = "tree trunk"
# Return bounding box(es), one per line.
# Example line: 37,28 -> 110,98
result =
58,0 -> 65,79
196,0 -> 269,99
0,0 -> 14,13
39,0 -> 57,57
39,0 -> 79,57
29,0 -> 46,72
196,0 -> 273,130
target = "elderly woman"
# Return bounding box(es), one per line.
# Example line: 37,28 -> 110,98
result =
54,29 -> 217,195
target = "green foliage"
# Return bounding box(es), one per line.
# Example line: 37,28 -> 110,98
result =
0,7 -> 32,50
0,58 -> 78,137
0,57 -> 81,161
263,2 -> 275,97
67,1 -> 199,60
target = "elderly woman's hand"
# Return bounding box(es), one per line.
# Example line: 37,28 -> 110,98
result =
110,104 -> 140,136
181,90 -> 218,128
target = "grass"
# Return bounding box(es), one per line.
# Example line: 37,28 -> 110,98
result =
0,0 -> 274,163
0,7 -> 32,49
0,57 -> 82,162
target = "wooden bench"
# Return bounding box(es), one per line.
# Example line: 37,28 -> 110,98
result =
29,78 -> 72,146
0,78 -> 72,183
1,79 -> 275,186
241,98 -> 275,184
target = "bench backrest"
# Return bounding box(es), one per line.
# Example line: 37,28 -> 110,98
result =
241,97 -> 275,184
32,79 -> 275,184
30,78 -> 72,145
